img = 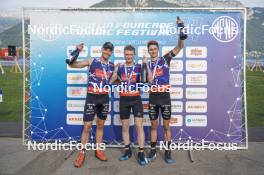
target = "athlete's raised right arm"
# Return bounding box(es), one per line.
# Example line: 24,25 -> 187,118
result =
163,17 -> 187,65
69,59 -> 91,68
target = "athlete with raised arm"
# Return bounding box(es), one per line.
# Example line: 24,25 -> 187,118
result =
146,16 -> 187,164
66,42 -> 114,168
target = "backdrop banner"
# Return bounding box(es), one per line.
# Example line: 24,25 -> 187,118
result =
27,9 -> 245,148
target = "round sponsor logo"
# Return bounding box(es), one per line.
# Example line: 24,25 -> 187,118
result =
211,16 -> 239,43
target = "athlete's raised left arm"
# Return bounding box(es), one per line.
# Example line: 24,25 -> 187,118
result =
163,16 -> 187,64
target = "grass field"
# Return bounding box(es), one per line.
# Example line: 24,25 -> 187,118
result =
0,66 -> 23,122
0,66 -> 263,127
246,70 -> 264,127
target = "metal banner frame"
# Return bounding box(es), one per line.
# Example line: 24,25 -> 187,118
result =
22,7 -> 248,150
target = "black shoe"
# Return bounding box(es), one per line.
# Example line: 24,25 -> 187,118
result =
164,150 -> 175,164
137,152 -> 149,166
119,149 -> 132,161
147,149 -> 157,161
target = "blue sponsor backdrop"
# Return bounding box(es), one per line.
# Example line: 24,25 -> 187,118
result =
29,10 -> 243,145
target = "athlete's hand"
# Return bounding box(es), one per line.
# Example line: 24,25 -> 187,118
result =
176,16 -> 184,28
177,16 -> 188,40
66,43 -> 84,65
76,43 -> 84,51
180,28 -> 188,40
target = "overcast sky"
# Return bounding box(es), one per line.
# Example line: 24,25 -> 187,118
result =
0,0 -> 103,11
240,0 -> 264,7
0,0 -> 263,11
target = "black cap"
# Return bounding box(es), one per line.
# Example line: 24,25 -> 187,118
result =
102,42 -> 114,51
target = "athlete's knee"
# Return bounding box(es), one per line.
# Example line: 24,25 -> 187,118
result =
122,122 -> 129,131
151,125 -> 158,131
96,120 -> 105,129
163,123 -> 170,132
151,121 -> 158,130
83,122 -> 92,133
135,124 -> 144,137
135,122 -> 143,131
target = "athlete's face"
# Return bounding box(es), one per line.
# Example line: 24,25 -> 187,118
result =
101,48 -> 113,60
148,45 -> 159,59
124,50 -> 135,64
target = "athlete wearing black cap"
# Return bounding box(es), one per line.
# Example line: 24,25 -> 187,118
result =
66,42 -> 115,168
